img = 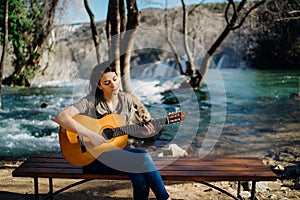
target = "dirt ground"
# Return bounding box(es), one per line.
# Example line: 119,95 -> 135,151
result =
1,147 -> 300,200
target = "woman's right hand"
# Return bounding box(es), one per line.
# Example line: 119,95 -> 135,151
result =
89,133 -> 107,146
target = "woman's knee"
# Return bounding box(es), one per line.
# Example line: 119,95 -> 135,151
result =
128,173 -> 147,188
125,148 -> 148,154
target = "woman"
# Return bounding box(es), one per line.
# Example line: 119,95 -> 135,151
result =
54,61 -> 171,200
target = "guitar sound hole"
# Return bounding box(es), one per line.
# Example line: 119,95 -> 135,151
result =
102,128 -> 114,140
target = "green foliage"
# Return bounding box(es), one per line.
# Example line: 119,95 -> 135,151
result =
0,0 -> 57,86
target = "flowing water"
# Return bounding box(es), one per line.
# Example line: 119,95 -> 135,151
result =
0,69 -> 299,158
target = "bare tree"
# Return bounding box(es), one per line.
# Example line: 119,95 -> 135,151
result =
84,0 -> 101,64
164,1 -> 184,74
164,0 -> 204,89
84,0 -> 151,121
180,0 -> 202,89
164,0 -> 265,89
199,0 -> 266,83
0,0 -> 8,109
181,0 -> 194,74
121,0 -> 151,122
107,0 -> 121,75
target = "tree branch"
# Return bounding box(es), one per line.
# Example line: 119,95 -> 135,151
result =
231,0 -> 266,30
164,0 -> 184,74
188,0 -> 204,16
181,0 -> 195,74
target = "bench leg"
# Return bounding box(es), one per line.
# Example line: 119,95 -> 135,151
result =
33,177 -> 54,200
34,177 -> 39,200
49,178 -> 53,200
237,181 -> 257,200
250,181 -> 257,200
237,181 -> 241,199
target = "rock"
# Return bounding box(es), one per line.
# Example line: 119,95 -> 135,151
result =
273,165 -> 285,172
158,144 -> 188,157
294,177 -> 300,190
168,144 -> 188,157
268,194 -> 277,199
157,152 -> 164,157
240,191 -> 251,199
93,191 -> 99,196
280,186 -> 290,191
256,182 -> 269,192
40,102 -> 48,108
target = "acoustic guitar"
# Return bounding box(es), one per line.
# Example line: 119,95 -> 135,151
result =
59,111 -> 185,166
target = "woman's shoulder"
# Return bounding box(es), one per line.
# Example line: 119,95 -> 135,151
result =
119,91 -> 132,99
77,95 -> 95,104
119,91 -> 134,105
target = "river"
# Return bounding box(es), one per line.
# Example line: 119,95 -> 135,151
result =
0,69 -> 299,158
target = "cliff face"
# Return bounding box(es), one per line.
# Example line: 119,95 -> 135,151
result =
5,5 -> 239,86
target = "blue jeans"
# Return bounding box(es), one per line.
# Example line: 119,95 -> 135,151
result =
83,148 -> 169,200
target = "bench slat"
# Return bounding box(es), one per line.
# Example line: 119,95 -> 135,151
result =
19,161 -> 269,172
12,154 -> 277,182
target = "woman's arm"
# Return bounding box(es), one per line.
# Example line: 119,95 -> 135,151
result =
54,106 -> 106,146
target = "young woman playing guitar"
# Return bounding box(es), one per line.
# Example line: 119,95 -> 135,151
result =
54,61 -> 172,200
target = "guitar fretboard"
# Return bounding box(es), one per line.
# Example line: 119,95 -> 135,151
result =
112,117 -> 168,137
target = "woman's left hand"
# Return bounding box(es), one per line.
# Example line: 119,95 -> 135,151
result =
141,122 -> 156,137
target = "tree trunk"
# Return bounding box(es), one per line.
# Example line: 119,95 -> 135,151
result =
119,0 -> 126,33
199,26 -> 231,81
105,1 -> 111,51
102,0 -> 150,121
121,0 -> 151,122
108,0 -> 121,76
164,1 -> 184,75
0,0 -> 9,109
164,0 -> 201,88
181,0 -> 195,74
29,0 -> 59,77
84,0 -> 101,64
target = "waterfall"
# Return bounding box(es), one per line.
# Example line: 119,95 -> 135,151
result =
216,54 -> 226,68
131,61 -> 181,80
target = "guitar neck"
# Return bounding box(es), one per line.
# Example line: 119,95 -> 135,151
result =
112,117 -> 167,137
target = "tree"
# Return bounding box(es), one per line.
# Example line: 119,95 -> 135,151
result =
85,0 -> 151,121
164,0 -> 265,88
0,0 -> 8,109
84,0 -> 101,64
0,0 -> 59,86
198,0 -> 265,82
245,0 -> 300,69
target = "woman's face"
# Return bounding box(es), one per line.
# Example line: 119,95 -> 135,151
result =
98,72 -> 120,96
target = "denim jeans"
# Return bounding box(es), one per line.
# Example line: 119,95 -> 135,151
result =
83,148 -> 170,200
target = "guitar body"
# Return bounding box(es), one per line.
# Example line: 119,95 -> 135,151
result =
59,111 -> 185,166
59,114 -> 128,166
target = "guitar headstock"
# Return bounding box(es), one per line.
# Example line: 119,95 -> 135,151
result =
167,111 -> 185,124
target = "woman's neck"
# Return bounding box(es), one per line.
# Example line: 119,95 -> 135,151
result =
104,94 -> 119,111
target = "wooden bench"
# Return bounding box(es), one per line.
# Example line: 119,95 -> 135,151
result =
12,153 -> 277,200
